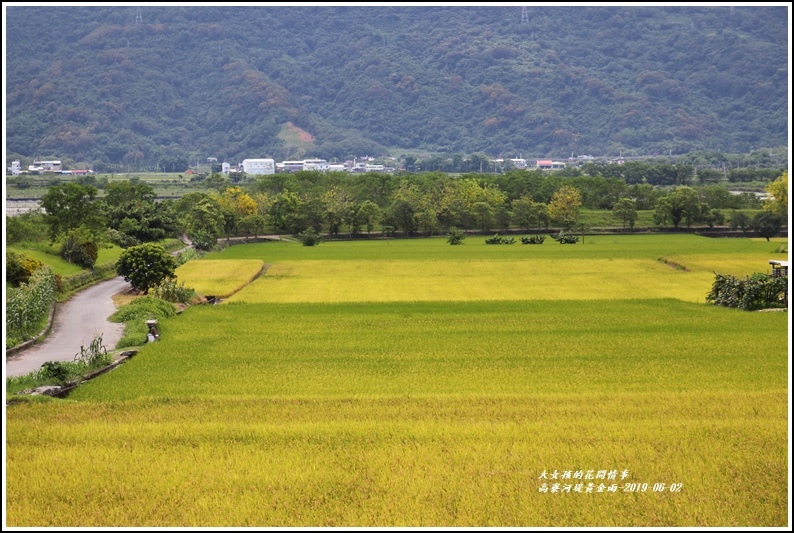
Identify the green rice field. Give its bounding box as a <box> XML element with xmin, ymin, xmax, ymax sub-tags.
<box><xmin>5</xmin><ymin>234</ymin><xmax>789</xmax><ymax>527</ymax></box>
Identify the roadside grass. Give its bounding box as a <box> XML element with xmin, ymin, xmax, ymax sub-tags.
<box><xmin>108</xmin><ymin>296</ymin><xmax>177</xmax><ymax>349</ymax></box>
<box><xmin>7</xmin><ymin>299</ymin><xmax>788</xmax><ymax>526</ymax></box>
<box><xmin>175</xmin><ymin>259</ymin><xmax>265</xmax><ymax>298</ymax></box>
<box><xmin>6</xmin><ymin>243</ymin><xmax>125</xmax><ymax>277</ymax></box>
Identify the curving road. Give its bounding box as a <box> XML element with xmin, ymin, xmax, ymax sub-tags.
<box><xmin>6</xmin><ymin>277</ymin><xmax>130</xmax><ymax>378</ymax></box>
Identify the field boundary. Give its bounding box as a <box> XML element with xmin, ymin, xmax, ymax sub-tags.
<box><xmin>215</xmin><ymin>263</ymin><xmax>271</xmax><ymax>301</ymax></box>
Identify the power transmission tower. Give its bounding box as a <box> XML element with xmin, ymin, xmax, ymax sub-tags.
<box><xmin>521</xmin><ymin>6</ymin><xmax>528</xmax><ymax>24</ymax></box>
<box><xmin>136</xmin><ymin>6</ymin><xmax>142</xmax><ymax>24</ymax></box>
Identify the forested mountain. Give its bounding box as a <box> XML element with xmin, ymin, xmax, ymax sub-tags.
<box><xmin>5</xmin><ymin>5</ymin><xmax>789</xmax><ymax>169</ymax></box>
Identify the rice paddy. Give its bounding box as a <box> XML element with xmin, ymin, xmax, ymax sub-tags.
<box><xmin>175</xmin><ymin>259</ymin><xmax>265</xmax><ymax>298</ymax></box>
<box><xmin>5</xmin><ymin>234</ymin><xmax>789</xmax><ymax>527</ymax></box>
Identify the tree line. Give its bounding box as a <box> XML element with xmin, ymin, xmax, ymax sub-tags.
<box><xmin>6</xmin><ymin>170</ymin><xmax>786</xmax><ymax>265</ymax></box>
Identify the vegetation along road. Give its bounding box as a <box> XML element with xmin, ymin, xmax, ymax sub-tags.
<box><xmin>6</xmin><ymin>277</ymin><xmax>129</xmax><ymax>378</ymax></box>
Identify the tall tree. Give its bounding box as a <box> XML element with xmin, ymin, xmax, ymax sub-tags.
<box><xmin>39</xmin><ymin>183</ymin><xmax>104</xmax><ymax>241</ymax></box>
<box><xmin>116</xmin><ymin>243</ymin><xmax>177</xmax><ymax>294</ymax></box>
<box><xmin>548</xmin><ymin>185</ymin><xmax>582</xmax><ymax>230</ymax></box>
<box><xmin>612</xmin><ymin>198</ymin><xmax>638</xmax><ymax>229</ymax></box>
<box><xmin>764</xmin><ymin>171</ymin><xmax>788</xmax><ymax>217</ymax></box>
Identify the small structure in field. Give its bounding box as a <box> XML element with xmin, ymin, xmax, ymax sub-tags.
<box><xmin>769</xmin><ymin>260</ymin><xmax>788</xmax><ymax>278</ymax></box>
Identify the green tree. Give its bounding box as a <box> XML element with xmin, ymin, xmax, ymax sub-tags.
<box><xmin>357</xmin><ymin>200</ymin><xmax>381</xmax><ymax>235</ymax></box>
<box><xmin>511</xmin><ymin>196</ymin><xmax>549</xmax><ymax>231</ymax></box>
<box><xmin>183</xmin><ymin>195</ymin><xmax>225</xmax><ymax>250</ymax></box>
<box><xmin>750</xmin><ymin>211</ymin><xmax>783</xmax><ymax>241</ymax></box>
<box><xmin>653</xmin><ymin>187</ymin><xmax>702</xmax><ymax>229</ymax></box>
<box><xmin>40</xmin><ymin>182</ymin><xmax>104</xmax><ymax>241</ymax></box>
<box><xmin>269</xmin><ymin>190</ymin><xmax>306</xmax><ymax>234</ymax></box>
<box><xmin>548</xmin><ymin>185</ymin><xmax>582</xmax><ymax>230</ymax></box>
<box><xmin>116</xmin><ymin>243</ymin><xmax>177</xmax><ymax>294</ymax></box>
<box><xmin>612</xmin><ymin>198</ymin><xmax>638</xmax><ymax>229</ymax></box>
<box><xmin>763</xmin><ymin>171</ymin><xmax>788</xmax><ymax>216</ymax></box>
<box><xmin>729</xmin><ymin>211</ymin><xmax>751</xmax><ymax>232</ymax></box>
<box><xmin>101</xmin><ymin>181</ymin><xmax>177</xmax><ymax>243</ymax></box>
<box><xmin>472</xmin><ymin>201</ymin><xmax>494</xmax><ymax>233</ymax></box>
<box><xmin>60</xmin><ymin>227</ymin><xmax>99</xmax><ymax>268</ymax></box>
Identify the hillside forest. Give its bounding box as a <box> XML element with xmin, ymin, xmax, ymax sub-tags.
<box><xmin>5</xmin><ymin>6</ymin><xmax>789</xmax><ymax>170</ymax></box>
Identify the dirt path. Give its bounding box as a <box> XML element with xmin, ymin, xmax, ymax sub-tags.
<box><xmin>6</xmin><ymin>277</ymin><xmax>130</xmax><ymax>378</ymax></box>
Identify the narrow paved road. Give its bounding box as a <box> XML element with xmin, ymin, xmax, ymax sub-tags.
<box><xmin>6</xmin><ymin>277</ymin><xmax>130</xmax><ymax>378</ymax></box>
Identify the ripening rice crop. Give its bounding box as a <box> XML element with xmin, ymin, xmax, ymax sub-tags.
<box><xmin>5</xmin><ymin>235</ymin><xmax>789</xmax><ymax>527</ymax></box>
<box><xmin>175</xmin><ymin>259</ymin><xmax>265</xmax><ymax>298</ymax></box>
<box><xmin>225</xmin><ymin>259</ymin><xmax>716</xmax><ymax>303</ymax></box>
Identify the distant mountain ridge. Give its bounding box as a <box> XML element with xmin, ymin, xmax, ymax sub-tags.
<box><xmin>5</xmin><ymin>5</ymin><xmax>789</xmax><ymax>167</ymax></box>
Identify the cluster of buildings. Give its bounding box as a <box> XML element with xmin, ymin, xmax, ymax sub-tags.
<box><xmin>227</xmin><ymin>158</ymin><xmax>394</xmax><ymax>176</ymax></box>
<box><xmin>9</xmin><ymin>160</ymin><xmax>94</xmax><ymax>176</ymax></box>
<box><xmin>495</xmin><ymin>158</ymin><xmax>568</xmax><ymax>170</ymax></box>
<box><xmin>229</xmin><ymin>157</ymin><xmax>571</xmax><ymax>176</ymax></box>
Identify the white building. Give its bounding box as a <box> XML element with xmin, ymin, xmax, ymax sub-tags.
<box><xmin>11</xmin><ymin>160</ymin><xmax>21</xmax><ymax>175</ymax></box>
<box><xmin>221</xmin><ymin>162</ymin><xmax>231</xmax><ymax>175</ymax></box>
<box><xmin>282</xmin><ymin>160</ymin><xmax>306</xmax><ymax>172</ymax></box>
<box><xmin>30</xmin><ymin>160</ymin><xmax>62</xmax><ymax>172</ymax></box>
<box><xmin>303</xmin><ymin>159</ymin><xmax>329</xmax><ymax>171</ymax></box>
<box><xmin>241</xmin><ymin>159</ymin><xmax>275</xmax><ymax>175</ymax></box>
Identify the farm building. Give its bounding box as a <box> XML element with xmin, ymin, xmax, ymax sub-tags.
<box><xmin>242</xmin><ymin>159</ymin><xmax>276</xmax><ymax>175</ymax></box>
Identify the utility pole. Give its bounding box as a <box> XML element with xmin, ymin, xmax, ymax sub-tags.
<box><xmin>521</xmin><ymin>6</ymin><xmax>529</xmax><ymax>24</ymax></box>
<box><xmin>136</xmin><ymin>6</ymin><xmax>142</xmax><ymax>24</ymax></box>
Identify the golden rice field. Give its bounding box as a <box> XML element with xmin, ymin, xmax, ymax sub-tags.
<box><xmin>175</xmin><ymin>259</ymin><xmax>265</xmax><ymax>298</ymax></box>
<box><xmin>5</xmin><ymin>235</ymin><xmax>789</xmax><ymax>527</ymax></box>
<box><xmin>225</xmin><ymin>258</ymin><xmax>716</xmax><ymax>303</ymax></box>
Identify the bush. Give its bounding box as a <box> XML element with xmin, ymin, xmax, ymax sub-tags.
<box><xmin>6</xmin><ymin>251</ymin><xmax>44</xmax><ymax>287</ymax></box>
<box><xmin>485</xmin><ymin>234</ymin><xmax>515</xmax><ymax>245</ymax></box>
<box><xmin>298</xmin><ymin>228</ymin><xmax>322</xmax><ymax>246</ymax></box>
<box><xmin>552</xmin><ymin>231</ymin><xmax>579</xmax><ymax>244</ymax></box>
<box><xmin>174</xmin><ymin>246</ymin><xmax>204</xmax><ymax>266</ymax></box>
<box><xmin>706</xmin><ymin>272</ymin><xmax>788</xmax><ymax>311</ymax></box>
<box><xmin>151</xmin><ymin>279</ymin><xmax>196</xmax><ymax>304</ymax></box>
<box><xmin>106</xmin><ymin>228</ymin><xmax>140</xmax><ymax>249</ymax></box>
<box><xmin>520</xmin><ymin>235</ymin><xmax>546</xmax><ymax>245</ymax></box>
<box><xmin>189</xmin><ymin>229</ymin><xmax>217</xmax><ymax>251</ymax></box>
<box><xmin>60</xmin><ymin>229</ymin><xmax>99</xmax><ymax>268</ymax></box>
<box><xmin>446</xmin><ymin>227</ymin><xmax>466</xmax><ymax>245</ymax></box>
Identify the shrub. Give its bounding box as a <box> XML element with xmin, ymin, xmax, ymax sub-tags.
<box><xmin>485</xmin><ymin>234</ymin><xmax>515</xmax><ymax>245</ymax></box>
<box><xmin>174</xmin><ymin>246</ymin><xmax>204</xmax><ymax>266</ymax></box>
<box><xmin>6</xmin><ymin>251</ymin><xmax>44</xmax><ymax>287</ymax></box>
<box><xmin>106</xmin><ymin>228</ymin><xmax>140</xmax><ymax>249</ymax></box>
<box><xmin>552</xmin><ymin>231</ymin><xmax>579</xmax><ymax>244</ymax></box>
<box><xmin>446</xmin><ymin>227</ymin><xmax>466</xmax><ymax>245</ymax></box>
<box><xmin>520</xmin><ymin>235</ymin><xmax>546</xmax><ymax>245</ymax></box>
<box><xmin>151</xmin><ymin>279</ymin><xmax>196</xmax><ymax>304</ymax></box>
<box><xmin>298</xmin><ymin>228</ymin><xmax>322</xmax><ymax>246</ymax></box>
<box><xmin>60</xmin><ymin>229</ymin><xmax>99</xmax><ymax>268</ymax></box>
<box><xmin>706</xmin><ymin>272</ymin><xmax>788</xmax><ymax>311</ymax></box>
<box><xmin>74</xmin><ymin>333</ymin><xmax>111</xmax><ymax>368</ymax></box>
